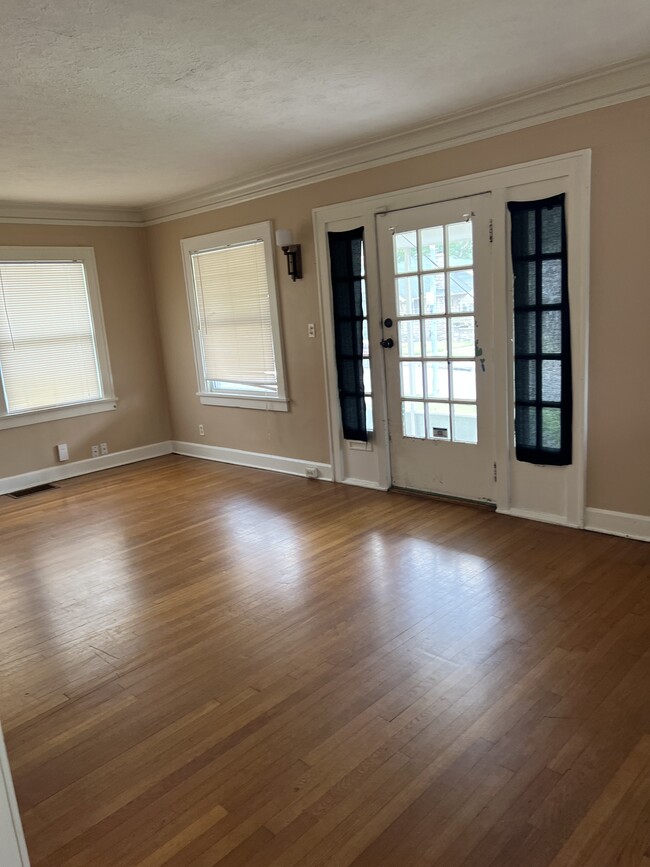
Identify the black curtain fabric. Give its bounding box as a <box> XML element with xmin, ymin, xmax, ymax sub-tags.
<box><xmin>328</xmin><ymin>227</ymin><xmax>367</xmax><ymax>442</ymax></box>
<box><xmin>508</xmin><ymin>194</ymin><xmax>572</xmax><ymax>465</ymax></box>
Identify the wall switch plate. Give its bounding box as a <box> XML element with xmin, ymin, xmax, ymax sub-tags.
<box><xmin>100</xmin><ymin>442</ymin><xmax>108</xmax><ymax>455</ymax></box>
<box><xmin>307</xmin><ymin>323</ymin><xmax>316</xmax><ymax>338</ymax></box>
<box><xmin>56</xmin><ymin>443</ymin><xmax>69</xmax><ymax>462</ymax></box>
<box><xmin>91</xmin><ymin>444</ymin><xmax>100</xmax><ymax>458</ymax></box>
<box><xmin>198</xmin><ymin>424</ymin><xmax>205</xmax><ymax>436</ymax></box>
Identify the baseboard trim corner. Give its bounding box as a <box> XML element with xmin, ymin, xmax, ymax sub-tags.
<box><xmin>171</xmin><ymin>440</ymin><xmax>333</xmax><ymax>481</ymax></box>
<box><xmin>0</xmin><ymin>441</ymin><xmax>173</xmax><ymax>496</ymax></box>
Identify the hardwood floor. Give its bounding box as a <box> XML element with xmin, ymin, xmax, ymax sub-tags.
<box><xmin>1</xmin><ymin>455</ymin><xmax>648</xmax><ymax>866</ymax></box>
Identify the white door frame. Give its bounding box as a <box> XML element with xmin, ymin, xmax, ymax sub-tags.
<box><xmin>0</xmin><ymin>725</ymin><xmax>30</xmax><ymax>866</ymax></box>
<box><xmin>313</xmin><ymin>149</ymin><xmax>591</xmax><ymax>527</ymax></box>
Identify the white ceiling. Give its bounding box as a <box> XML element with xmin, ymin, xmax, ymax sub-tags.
<box><xmin>2</xmin><ymin>0</ymin><xmax>649</xmax><ymax>209</ymax></box>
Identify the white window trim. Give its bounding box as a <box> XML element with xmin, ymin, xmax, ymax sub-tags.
<box><xmin>0</xmin><ymin>246</ymin><xmax>116</xmax><ymax>430</ymax></box>
<box><xmin>181</xmin><ymin>221</ymin><xmax>289</xmax><ymax>411</ymax></box>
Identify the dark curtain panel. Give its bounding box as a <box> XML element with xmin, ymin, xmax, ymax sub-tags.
<box><xmin>508</xmin><ymin>194</ymin><xmax>572</xmax><ymax>465</ymax></box>
<box><xmin>328</xmin><ymin>227</ymin><xmax>367</xmax><ymax>442</ymax></box>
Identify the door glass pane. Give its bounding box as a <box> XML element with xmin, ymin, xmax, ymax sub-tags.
<box><xmin>362</xmin><ymin>358</ymin><xmax>372</xmax><ymax>393</ymax></box>
<box><xmin>420</xmin><ymin>226</ymin><xmax>444</xmax><ymax>270</ymax></box>
<box><xmin>541</xmin><ymin>260</ymin><xmax>562</xmax><ymax>303</ymax></box>
<box><xmin>515</xmin><ymin>359</ymin><xmax>536</xmax><ymax>401</ymax></box>
<box><xmin>395</xmin><ymin>232</ymin><xmax>418</xmax><ymax>274</ymax></box>
<box><xmin>514</xmin><ymin>312</ymin><xmax>536</xmax><ymax>355</ymax></box>
<box><xmin>365</xmin><ymin>396</ymin><xmax>373</xmax><ymax>434</ymax></box>
<box><xmin>452</xmin><ymin>403</ymin><xmax>478</xmax><ymax>444</ymax></box>
<box><xmin>514</xmin><ymin>260</ymin><xmax>536</xmax><ymax>306</ymax></box>
<box><xmin>400</xmin><ymin>362</ymin><xmax>424</xmax><ymax>398</ymax></box>
<box><xmin>542</xmin><ymin>359</ymin><xmax>561</xmax><ymax>402</ymax></box>
<box><xmin>399</xmin><ymin>320</ymin><xmax>421</xmax><ymax>357</ymax></box>
<box><xmin>451</xmin><ymin>361</ymin><xmax>476</xmax><ymax>401</ymax></box>
<box><xmin>396</xmin><ymin>276</ymin><xmax>420</xmax><ymax>315</ymax></box>
<box><xmin>541</xmin><ymin>310</ymin><xmax>561</xmax><ymax>353</ymax></box>
<box><xmin>402</xmin><ymin>401</ymin><xmax>425</xmax><ymax>438</ymax></box>
<box><xmin>427</xmin><ymin>403</ymin><xmax>450</xmax><ymax>440</ymax></box>
<box><xmin>541</xmin><ymin>407</ymin><xmax>561</xmax><ymax>449</ymax></box>
<box><xmin>423</xmin><ymin>319</ymin><xmax>447</xmax><ymax>357</ymax></box>
<box><xmin>425</xmin><ymin>361</ymin><xmax>449</xmax><ymax>399</ymax></box>
<box><xmin>449</xmin><ymin>317</ymin><xmax>474</xmax><ymax>357</ymax></box>
<box><xmin>422</xmin><ymin>273</ymin><xmax>445</xmax><ymax>314</ymax></box>
<box><xmin>446</xmin><ymin>222</ymin><xmax>473</xmax><ymax>267</ymax></box>
<box><xmin>449</xmin><ymin>270</ymin><xmax>474</xmax><ymax>313</ymax></box>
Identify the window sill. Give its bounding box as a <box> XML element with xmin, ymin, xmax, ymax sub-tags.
<box><xmin>198</xmin><ymin>393</ymin><xmax>289</xmax><ymax>412</ymax></box>
<box><xmin>0</xmin><ymin>398</ymin><xmax>118</xmax><ymax>430</ymax></box>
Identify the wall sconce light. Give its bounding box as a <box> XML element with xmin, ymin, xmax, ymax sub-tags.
<box><xmin>275</xmin><ymin>229</ymin><xmax>302</xmax><ymax>282</ymax></box>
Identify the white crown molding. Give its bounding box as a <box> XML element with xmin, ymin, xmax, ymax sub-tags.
<box><xmin>143</xmin><ymin>56</ymin><xmax>650</xmax><ymax>224</ymax></box>
<box><xmin>0</xmin><ymin>201</ymin><xmax>143</xmax><ymax>227</ymax></box>
<box><xmin>0</xmin><ymin>57</ymin><xmax>647</xmax><ymax>228</ymax></box>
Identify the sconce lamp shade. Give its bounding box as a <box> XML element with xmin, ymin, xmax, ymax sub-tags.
<box><xmin>275</xmin><ymin>229</ymin><xmax>294</xmax><ymax>248</ymax></box>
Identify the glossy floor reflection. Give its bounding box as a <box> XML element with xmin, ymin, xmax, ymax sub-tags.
<box><xmin>1</xmin><ymin>456</ymin><xmax>648</xmax><ymax>866</ymax></box>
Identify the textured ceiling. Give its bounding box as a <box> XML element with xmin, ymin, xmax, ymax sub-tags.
<box><xmin>2</xmin><ymin>0</ymin><xmax>649</xmax><ymax>208</ymax></box>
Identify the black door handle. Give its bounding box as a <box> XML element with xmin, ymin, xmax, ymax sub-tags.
<box><xmin>380</xmin><ymin>338</ymin><xmax>394</xmax><ymax>348</ymax></box>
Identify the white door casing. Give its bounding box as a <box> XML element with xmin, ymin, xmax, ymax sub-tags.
<box><xmin>313</xmin><ymin>150</ymin><xmax>590</xmax><ymax>527</ymax></box>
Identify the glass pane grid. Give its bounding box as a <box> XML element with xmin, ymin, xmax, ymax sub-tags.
<box><xmin>394</xmin><ymin>222</ymin><xmax>477</xmax><ymax>444</ymax></box>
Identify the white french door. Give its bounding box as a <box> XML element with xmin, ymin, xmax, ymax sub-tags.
<box><xmin>376</xmin><ymin>195</ymin><xmax>496</xmax><ymax>501</ymax></box>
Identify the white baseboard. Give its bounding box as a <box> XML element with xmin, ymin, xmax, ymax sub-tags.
<box><xmin>0</xmin><ymin>441</ymin><xmax>172</xmax><ymax>496</ymax></box>
<box><xmin>171</xmin><ymin>440</ymin><xmax>333</xmax><ymax>481</ymax></box>
<box><xmin>584</xmin><ymin>508</ymin><xmax>649</xmax><ymax>542</ymax></box>
<box><xmin>496</xmin><ymin>507</ymin><xmax>579</xmax><ymax>529</ymax></box>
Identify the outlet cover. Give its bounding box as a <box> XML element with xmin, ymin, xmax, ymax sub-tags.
<box><xmin>100</xmin><ymin>443</ymin><xmax>108</xmax><ymax>455</ymax></box>
<box><xmin>56</xmin><ymin>443</ymin><xmax>69</xmax><ymax>462</ymax></box>
<box><xmin>91</xmin><ymin>444</ymin><xmax>100</xmax><ymax>458</ymax></box>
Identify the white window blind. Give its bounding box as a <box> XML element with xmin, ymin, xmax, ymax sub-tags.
<box><xmin>0</xmin><ymin>260</ymin><xmax>102</xmax><ymax>413</ymax></box>
<box><xmin>191</xmin><ymin>240</ymin><xmax>278</xmax><ymax>393</ymax></box>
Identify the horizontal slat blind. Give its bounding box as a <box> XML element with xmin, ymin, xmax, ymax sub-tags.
<box><xmin>0</xmin><ymin>261</ymin><xmax>102</xmax><ymax>413</ymax></box>
<box><xmin>191</xmin><ymin>240</ymin><xmax>277</xmax><ymax>390</ymax></box>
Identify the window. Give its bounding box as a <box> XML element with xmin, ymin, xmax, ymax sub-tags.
<box><xmin>508</xmin><ymin>195</ymin><xmax>572</xmax><ymax>465</ymax></box>
<box><xmin>327</xmin><ymin>227</ymin><xmax>373</xmax><ymax>441</ymax></box>
<box><xmin>182</xmin><ymin>222</ymin><xmax>288</xmax><ymax>411</ymax></box>
<box><xmin>0</xmin><ymin>247</ymin><xmax>115</xmax><ymax>429</ymax></box>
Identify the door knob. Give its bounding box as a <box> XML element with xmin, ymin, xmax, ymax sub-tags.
<box><xmin>380</xmin><ymin>337</ymin><xmax>394</xmax><ymax>348</ymax></box>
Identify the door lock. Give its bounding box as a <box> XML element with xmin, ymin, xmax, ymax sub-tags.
<box><xmin>383</xmin><ymin>318</ymin><xmax>393</xmax><ymax>328</ymax></box>
<box><xmin>380</xmin><ymin>337</ymin><xmax>394</xmax><ymax>348</ymax></box>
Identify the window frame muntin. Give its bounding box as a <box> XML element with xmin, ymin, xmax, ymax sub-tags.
<box><xmin>0</xmin><ymin>246</ymin><xmax>116</xmax><ymax>429</ymax></box>
<box><xmin>181</xmin><ymin>221</ymin><xmax>289</xmax><ymax>411</ymax></box>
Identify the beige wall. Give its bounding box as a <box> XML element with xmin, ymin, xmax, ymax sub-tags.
<box><xmin>0</xmin><ymin>224</ymin><xmax>170</xmax><ymax>477</ymax></box>
<box><xmin>147</xmin><ymin>97</ymin><xmax>650</xmax><ymax>516</ymax></box>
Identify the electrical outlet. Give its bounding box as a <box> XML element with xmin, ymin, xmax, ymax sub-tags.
<box><xmin>56</xmin><ymin>443</ymin><xmax>69</xmax><ymax>462</ymax></box>
<box><xmin>91</xmin><ymin>444</ymin><xmax>100</xmax><ymax>458</ymax></box>
<box><xmin>100</xmin><ymin>442</ymin><xmax>108</xmax><ymax>455</ymax></box>
<box><xmin>307</xmin><ymin>323</ymin><xmax>316</xmax><ymax>338</ymax></box>
<box><xmin>305</xmin><ymin>466</ymin><xmax>320</xmax><ymax>479</ymax></box>
<box><xmin>198</xmin><ymin>424</ymin><xmax>205</xmax><ymax>436</ymax></box>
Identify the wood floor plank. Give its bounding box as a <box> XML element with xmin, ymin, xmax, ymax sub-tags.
<box><xmin>0</xmin><ymin>455</ymin><xmax>648</xmax><ymax>865</ymax></box>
